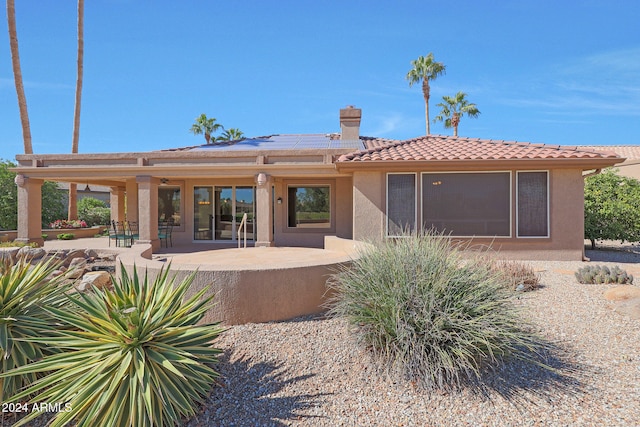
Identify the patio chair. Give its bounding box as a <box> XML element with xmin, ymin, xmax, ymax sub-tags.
<box><xmin>109</xmin><ymin>220</ymin><xmax>132</xmax><ymax>247</ymax></box>
<box><xmin>127</xmin><ymin>221</ymin><xmax>139</xmax><ymax>243</ymax></box>
<box><xmin>158</xmin><ymin>219</ymin><xmax>174</xmax><ymax>248</ymax></box>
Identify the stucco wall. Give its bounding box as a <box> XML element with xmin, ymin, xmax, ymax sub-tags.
<box><xmin>350</xmin><ymin>168</ymin><xmax>587</xmax><ymax>260</ymax></box>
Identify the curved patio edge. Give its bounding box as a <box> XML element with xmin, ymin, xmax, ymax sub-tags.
<box><xmin>116</xmin><ymin>237</ymin><xmax>371</xmax><ymax>325</ymax></box>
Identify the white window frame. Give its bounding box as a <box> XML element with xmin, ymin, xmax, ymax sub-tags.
<box><xmin>420</xmin><ymin>171</ymin><xmax>513</xmax><ymax>238</ymax></box>
<box><xmin>386</xmin><ymin>173</ymin><xmax>417</xmax><ymax>237</ymax></box>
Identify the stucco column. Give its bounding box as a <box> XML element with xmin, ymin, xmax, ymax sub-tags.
<box><xmin>255</xmin><ymin>172</ymin><xmax>274</xmax><ymax>247</ymax></box>
<box><xmin>110</xmin><ymin>186</ymin><xmax>126</xmax><ymax>223</ymax></box>
<box><xmin>135</xmin><ymin>176</ymin><xmax>159</xmax><ymax>250</ymax></box>
<box><xmin>126</xmin><ymin>179</ymin><xmax>138</xmax><ymax>222</ymax></box>
<box><xmin>15</xmin><ymin>174</ymin><xmax>44</xmax><ymax>246</ymax></box>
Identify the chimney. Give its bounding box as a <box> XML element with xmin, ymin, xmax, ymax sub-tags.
<box><xmin>340</xmin><ymin>105</ymin><xmax>361</xmax><ymax>140</ymax></box>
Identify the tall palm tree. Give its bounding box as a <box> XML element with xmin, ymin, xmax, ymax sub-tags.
<box><xmin>433</xmin><ymin>91</ymin><xmax>480</xmax><ymax>137</ymax></box>
<box><xmin>406</xmin><ymin>53</ymin><xmax>446</xmax><ymax>135</ymax></box>
<box><xmin>68</xmin><ymin>0</ymin><xmax>84</xmax><ymax>221</ymax></box>
<box><xmin>189</xmin><ymin>114</ymin><xmax>222</xmax><ymax>144</ymax></box>
<box><xmin>217</xmin><ymin>128</ymin><xmax>244</xmax><ymax>142</ymax></box>
<box><xmin>6</xmin><ymin>0</ymin><xmax>33</xmax><ymax>154</ymax></box>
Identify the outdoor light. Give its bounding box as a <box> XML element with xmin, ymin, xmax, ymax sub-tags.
<box><xmin>84</xmin><ymin>184</ymin><xmax>91</xmax><ymax>192</ymax></box>
<box><xmin>160</xmin><ymin>178</ymin><xmax>169</xmax><ymax>186</ymax></box>
<box><xmin>277</xmin><ymin>197</ymin><xmax>282</xmax><ymax>204</ymax></box>
<box><xmin>256</xmin><ymin>173</ymin><xmax>267</xmax><ymax>186</ymax></box>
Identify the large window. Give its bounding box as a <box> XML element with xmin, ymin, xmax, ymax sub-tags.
<box><xmin>422</xmin><ymin>172</ymin><xmax>511</xmax><ymax>237</ymax></box>
<box><xmin>517</xmin><ymin>171</ymin><xmax>549</xmax><ymax>237</ymax></box>
<box><xmin>158</xmin><ymin>186</ymin><xmax>181</xmax><ymax>226</ymax></box>
<box><xmin>287</xmin><ymin>186</ymin><xmax>330</xmax><ymax>228</ymax></box>
<box><xmin>386</xmin><ymin>173</ymin><xmax>416</xmax><ymax>236</ymax></box>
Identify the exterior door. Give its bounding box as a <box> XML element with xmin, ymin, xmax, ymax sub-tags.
<box><xmin>194</xmin><ymin>186</ymin><xmax>255</xmax><ymax>242</ymax></box>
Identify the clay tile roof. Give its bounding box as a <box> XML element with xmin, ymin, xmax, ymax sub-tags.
<box><xmin>338</xmin><ymin>135</ymin><xmax>622</xmax><ymax>163</ymax></box>
<box><xmin>576</xmin><ymin>145</ymin><xmax>640</xmax><ymax>160</ymax></box>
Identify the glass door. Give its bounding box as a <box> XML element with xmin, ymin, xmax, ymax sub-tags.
<box><xmin>194</xmin><ymin>186</ymin><xmax>255</xmax><ymax>242</ymax></box>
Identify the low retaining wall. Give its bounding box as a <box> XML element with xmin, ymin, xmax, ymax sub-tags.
<box><xmin>0</xmin><ymin>226</ymin><xmax>107</xmax><ymax>243</ymax></box>
<box><xmin>117</xmin><ymin>237</ymin><xmax>370</xmax><ymax>325</ymax></box>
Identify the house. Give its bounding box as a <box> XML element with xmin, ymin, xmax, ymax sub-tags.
<box><xmin>577</xmin><ymin>146</ymin><xmax>640</xmax><ymax>180</ymax></box>
<box><xmin>12</xmin><ymin>106</ymin><xmax>623</xmax><ymax>260</ymax></box>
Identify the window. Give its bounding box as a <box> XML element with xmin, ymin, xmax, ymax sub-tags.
<box><xmin>422</xmin><ymin>172</ymin><xmax>511</xmax><ymax>237</ymax></box>
<box><xmin>287</xmin><ymin>186</ymin><xmax>330</xmax><ymax>228</ymax></box>
<box><xmin>517</xmin><ymin>171</ymin><xmax>549</xmax><ymax>237</ymax></box>
<box><xmin>386</xmin><ymin>173</ymin><xmax>416</xmax><ymax>236</ymax></box>
<box><xmin>158</xmin><ymin>186</ymin><xmax>181</xmax><ymax>226</ymax></box>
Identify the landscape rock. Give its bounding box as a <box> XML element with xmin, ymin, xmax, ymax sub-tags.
<box><xmin>65</xmin><ymin>267</ymin><xmax>86</xmax><ymax>279</ymax></box>
<box><xmin>84</xmin><ymin>249</ymin><xmax>99</xmax><ymax>259</ymax></box>
<box><xmin>17</xmin><ymin>246</ymin><xmax>46</xmax><ymax>260</ymax></box>
<box><xmin>77</xmin><ymin>271</ymin><xmax>112</xmax><ymax>291</ymax></box>
<box><xmin>69</xmin><ymin>257</ymin><xmax>88</xmax><ymax>269</ymax></box>
<box><xmin>64</xmin><ymin>249</ymin><xmax>87</xmax><ymax>267</ymax></box>
<box><xmin>613</xmin><ymin>298</ymin><xmax>640</xmax><ymax>320</ymax></box>
<box><xmin>0</xmin><ymin>247</ymin><xmax>20</xmax><ymax>262</ymax></box>
<box><xmin>603</xmin><ymin>286</ymin><xmax>640</xmax><ymax>301</ymax></box>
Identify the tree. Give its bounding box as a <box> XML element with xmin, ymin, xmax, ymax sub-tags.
<box><xmin>406</xmin><ymin>53</ymin><xmax>446</xmax><ymax>135</ymax></box>
<box><xmin>433</xmin><ymin>91</ymin><xmax>480</xmax><ymax>136</ymax></box>
<box><xmin>217</xmin><ymin>128</ymin><xmax>244</xmax><ymax>142</ymax></box>
<box><xmin>0</xmin><ymin>160</ymin><xmax>66</xmax><ymax>230</ymax></box>
<box><xmin>68</xmin><ymin>0</ymin><xmax>84</xmax><ymax>221</ymax></box>
<box><xmin>189</xmin><ymin>114</ymin><xmax>222</xmax><ymax>144</ymax></box>
<box><xmin>6</xmin><ymin>0</ymin><xmax>33</xmax><ymax>154</ymax></box>
<box><xmin>584</xmin><ymin>169</ymin><xmax>640</xmax><ymax>249</ymax></box>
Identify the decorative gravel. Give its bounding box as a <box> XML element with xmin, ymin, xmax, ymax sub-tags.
<box><xmin>186</xmin><ymin>249</ymin><xmax>640</xmax><ymax>427</ymax></box>
<box><xmin>7</xmin><ymin>247</ymin><xmax>640</xmax><ymax>426</ymax></box>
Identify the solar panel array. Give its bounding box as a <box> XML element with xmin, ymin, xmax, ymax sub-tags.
<box><xmin>191</xmin><ymin>134</ymin><xmax>364</xmax><ymax>151</ymax></box>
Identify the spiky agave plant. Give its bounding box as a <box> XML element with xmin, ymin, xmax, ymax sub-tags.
<box><xmin>1</xmin><ymin>264</ymin><xmax>224</xmax><ymax>427</ymax></box>
<box><xmin>0</xmin><ymin>255</ymin><xmax>69</xmax><ymax>403</ymax></box>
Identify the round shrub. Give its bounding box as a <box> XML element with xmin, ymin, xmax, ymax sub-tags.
<box><xmin>327</xmin><ymin>230</ymin><xmax>544</xmax><ymax>390</ymax></box>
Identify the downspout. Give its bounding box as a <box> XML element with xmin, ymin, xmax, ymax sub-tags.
<box><xmin>581</xmin><ymin>168</ymin><xmax>602</xmax><ymax>261</ymax></box>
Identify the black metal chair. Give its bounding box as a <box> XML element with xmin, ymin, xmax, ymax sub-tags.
<box><xmin>127</xmin><ymin>221</ymin><xmax>139</xmax><ymax>244</ymax></box>
<box><xmin>158</xmin><ymin>219</ymin><xmax>174</xmax><ymax>248</ymax></box>
<box><xmin>109</xmin><ymin>220</ymin><xmax>132</xmax><ymax>247</ymax></box>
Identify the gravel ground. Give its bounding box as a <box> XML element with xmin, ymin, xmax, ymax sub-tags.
<box><xmin>185</xmin><ymin>248</ymin><xmax>640</xmax><ymax>427</ymax></box>
<box><xmin>6</xmin><ymin>246</ymin><xmax>640</xmax><ymax>426</ymax></box>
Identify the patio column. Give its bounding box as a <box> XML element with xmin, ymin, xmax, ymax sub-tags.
<box><xmin>255</xmin><ymin>172</ymin><xmax>274</xmax><ymax>247</ymax></box>
<box><xmin>110</xmin><ymin>186</ymin><xmax>126</xmax><ymax>223</ymax></box>
<box><xmin>15</xmin><ymin>174</ymin><xmax>44</xmax><ymax>246</ymax></box>
<box><xmin>126</xmin><ymin>179</ymin><xmax>138</xmax><ymax>222</ymax></box>
<box><xmin>135</xmin><ymin>176</ymin><xmax>160</xmax><ymax>250</ymax></box>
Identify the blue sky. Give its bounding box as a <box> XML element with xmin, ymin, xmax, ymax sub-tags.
<box><xmin>1</xmin><ymin>1</ymin><xmax>639</xmax><ymax>161</ymax></box>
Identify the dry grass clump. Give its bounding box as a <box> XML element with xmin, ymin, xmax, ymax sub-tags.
<box><xmin>491</xmin><ymin>260</ymin><xmax>541</xmax><ymax>292</ymax></box>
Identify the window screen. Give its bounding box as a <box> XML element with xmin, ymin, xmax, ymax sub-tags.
<box><xmin>422</xmin><ymin>172</ymin><xmax>510</xmax><ymax>236</ymax></box>
<box><xmin>387</xmin><ymin>174</ymin><xmax>416</xmax><ymax>236</ymax></box>
<box><xmin>517</xmin><ymin>171</ymin><xmax>548</xmax><ymax>237</ymax></box>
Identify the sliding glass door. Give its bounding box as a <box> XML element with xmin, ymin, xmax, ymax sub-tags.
<box><xmin>194</xmin><ymin>186</ymin><xmax>255</xmax><ymax>242</ymax></box>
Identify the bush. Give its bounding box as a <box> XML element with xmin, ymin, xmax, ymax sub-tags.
<box><xmin>575</xmin><ymin>264</ymin><xmax>633</xmax><ymax>284</ymax></box>
<box><xmin>327</xmin><ymin>230</ymin><xmax>545</xmax><ymax>390</ymax></box>
<box><xmin>50</xmin><ymin>219</ymin><xmax>87</xmax><ymax>229</ymax></box>
<box><xmin>0</xmin><ymin>265</ymin><xmax>224</xmax><ymax>427</ymax></box>
<box><xmin>56</xmin><ymin>233</ymin><xmax>75</xmax><ymax>240</ymax></box>
<box><xmin>0</xmin><ymin>257</ymin><xmax>70</xmax><ymax>402</ymax></box>
<box><xmin>78</xmin><ymin>197</ymin><xmax>110</xmax><ymax>227</ymax></box>
<box><xmin>491</xmin><ymin>260</ymin><xmax>541</xmax><ymax>292</ymax></box>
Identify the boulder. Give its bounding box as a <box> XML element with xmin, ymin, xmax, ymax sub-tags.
<box><xmin>604</xmin><ymin>286</ymin><xmax>640</xmax><ymax>301</ymax></box>
<box><xmin>614</xmin><ymin>298</ymin><xmax>640</xmax><ymax>320</ymax></box>
<box><xmin>63</xmin><ymin>249</ymin><xmax>87</xmax><ymax>267</ymax></box>
<box><xmin>84</xmin><ymin>249</ymin><xmax>99</xmax><ymax>259</ymax></box>
<box><xmin>0</xmin><ymin>247</ymin><xmax>20</xmax><ymax>263</ymax></box>
<box><xmin>76</xmin><ymin>271</ymin><xmax>112</xmax><ymax>291</ymax></box>
<box><xmin>69</xmin><ymin>257</ymin><xmax>88</xmax><ymax>269</ymax></box>
<box><xmin>17</xmin><ymin>246</ymin><xmax>46</xmax><ymax>260</ymax></box>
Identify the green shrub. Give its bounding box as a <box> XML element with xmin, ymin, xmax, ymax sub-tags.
<box><xmin>0</xmin><ymin>257</ymin><xmax>69</xmax><ymax>402</ymax></box>
<box><xmin>0</xmin><ymin>265</ymin><xmax>224</xmax><ymax>427</ymax></box>
<box><xmin>327</xmin><ymin>230</ymin><xmax>545</xmax><ymax>390</ymax></box>
<box><xmin>575</xmin><ymin>264</ymin><xmax>633</xmax><ymax>284</ymax></box>
<box><xmin>491</xmin><ymin>260</ymin><xmax>541</xmax><ymax>292</ymax></box>
<box><xmin>0</xmin><ymin>241</ymin><xmax>38</xmax><ymax>248</ymax></box>
<box><xmin>56</xmin><ymin>233</ymin><xmax>75</xmax><ymax>240</ymax></box>
<box><xmin>78</xmin><ymin>197</ymin><xmax>110</xmax><ymax>227</ymax></box>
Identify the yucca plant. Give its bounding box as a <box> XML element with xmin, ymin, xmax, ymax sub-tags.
<box><xmin>327</xmin><ymin>230</ymin><xmax>546</xmax><ymax>390</ymax></box>
<box><xmin>0</xmin><ymin>255</ymin><xmax>69</xmax><ymax>403</ymax></box>
<box><xmin>1</xmin><ymin>264</ymin><xmax>224</xmax><ymax>427</ymax></box>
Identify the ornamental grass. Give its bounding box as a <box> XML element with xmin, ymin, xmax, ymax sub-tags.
<box><xmin>1</xmin><ymin>264</ymin><xmax>223</xmax><ymax>427</ymax></box>
<box><xmin>327</xmin><ymin>230</ymin><xmax>546</xmax><ymax>390</ymax></box>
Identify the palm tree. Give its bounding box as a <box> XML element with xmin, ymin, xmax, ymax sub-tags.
<box><xmin>68</xmin><ymin>0</ymin><xmax>84</xmax><ymax>221</ymax></box>
<box><xmin>6</xmin><ymin>0</ymin><xmax>33</xmax><ymax>154</ymax></box>
<box><xmin>433</xmin><ymin>91</ymin><xmax>480</xmax><ymax>137</ymax></box>
<box><xmin>189</xmin><ymin>114</ymin><xmax>222</xmax><ymax>144</ymax></box>
<box><xmin>406</xmin><ymin>53</ymin><xmax>446</xmax><ymax>135</ymax></box>
<box><xmin>217</xmin><ymin>128</ymin><xmax>244</xmax><ymax>142</ymax></box>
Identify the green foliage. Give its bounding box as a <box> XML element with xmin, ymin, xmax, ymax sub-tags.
<box><xmin>491</xmin><ymin>260</ymin><xmax>541</xmax><ymax>292</ymax></box>
<box><xmin>78</xmin><ymin>197</ymin><xmax>110</xmax><ymax>226</ymax></box>
<box><xmin>575</xmin><ymin>264</ymin><xmax>633</xmax><ymax>284</ymax></box>
<box><xmin>1</xmin><ymin>265</ymin><xmax>224</xmax><ymax>427</ymax></box>
<box><xmin>0</xmin><ymin>241</ymin><xmax>38</xmax><ymax>248</ymax></box>
<box><xmin>584</xmin><ymin>169</ymin><xmax>640</xmax><ymax>249</ymax></box>
<box><xmin>327</xmin><ymin>230</ymin><xmax>545</xmax><ymax>390</ymax></box>
<box><xmin>56</xmin><ymin>233</ymin><xmax>75</xmax><ymax>240</ymax></box>
<box><xmin>0</xmin><ymin>159</ymin><xmax>66</xmax><ymax>230</ymax></box>
<box><xmin>0</xmin><ymin>257</ymin><xmax>70</xmax><ymax>402</ymax></box>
